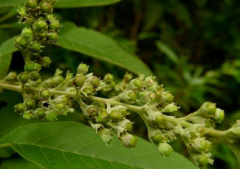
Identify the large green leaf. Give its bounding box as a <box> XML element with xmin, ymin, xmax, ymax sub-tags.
<box><xmin>0</xmin><ymin>0</ymin><xmax>120</xmax><ymax>8</ymax></box>
<box><xmin>0</xmin><ymin>122</ymin><xmax>197</xmax><ymax>169</ymax></box>
<box><xmin>0</xmin><ymin>37</ymin><xmax>17</xmax><ymax>79</ymax></box>
<box><xmin>0</xmin><ymin>157</ymin><xmax>43</xmax><ymax>169</ymax></box>
<box><xmin>58</xmin><ymin>23</ymin><xmax>152</xmax><ymax>76</ymax></box>
<box><xmin>54</xmin><ymin>0</ymin><xmax>121</xmax><ymax>8</ymax></box>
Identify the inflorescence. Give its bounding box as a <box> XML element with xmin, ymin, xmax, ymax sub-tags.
<box><xmin>0</xmin><ymin>0</ymin><xmax>239</xmax><ymax>168</ymax></box>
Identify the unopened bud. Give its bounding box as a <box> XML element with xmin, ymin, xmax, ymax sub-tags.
<box><xmin>121</xmin><ymin>134</ymin><xmax>137</xmax><ymax>148</ymax></box>
<box><xmin>73</xmin><ymin>74</ymin><xmax>85</xmax><ymax>87</ymax></box>
<box><xmin>158</xmin><ymin>142</ymin><xmax>173</xmax><ymax>157</ymax></box>
<box><xmin>77</xmin><ymin>63</ymin><xmax>89</xmax><ymax>74</ymax></box>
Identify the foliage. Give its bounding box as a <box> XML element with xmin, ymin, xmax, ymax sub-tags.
<box><xmin>0</xmin><ymin>0</ymin><xmax>240</xmax><ymax>169</ymax></box>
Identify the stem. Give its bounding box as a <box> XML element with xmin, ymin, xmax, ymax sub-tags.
<box><xmin>0</xmin><ymin>143</ymin><xmax>12</xmax><ymax>148</ymax></box>
<box><xmin>0</xmin><ymin>82</ymin><xmax>230</xmax><ymax>138</ymax></box>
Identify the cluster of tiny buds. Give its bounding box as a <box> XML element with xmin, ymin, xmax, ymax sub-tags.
<box><xmin>10</xmin><ymin>59</ymin><xmax>240</xmax><ymax>167</ymax></box>
<box><xmin>8</xmin><ymin>1</ymin><xmax>240</xmax><ymax>166</ymax></box>
<box><xmin>14</xmin><ymin>0</ymin><xmax>60</xmax><ymax>84</ymax></box>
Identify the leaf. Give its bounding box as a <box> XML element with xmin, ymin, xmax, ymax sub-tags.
<box><xmin>58</xmin><ymin>22</ymin><xmax>152</xmax><ymax>76</ymax></box>
<box><xmin>143</xmin><ymin>1</ymin><xmax>163</xmax><ymax>31</ymax></box>
<box><xmin>0</xmin><ymin>122</ymin><xmax>197</xmax><ymax>169</ymax></box>
<box><xmin>0</xmin><ymin>37</ymin><xmax>17</xmax><ymax>79</ymax></box>
<box><xmin>0</xmin><ymin>0</ymin><xmax>120</xmax><ymax>8</ymax></box>
<box><xmin>0</xmin><ymin>157</ymin><xmax>43</xmax><ymax>169</ymax></box>
<box><xmin>54</xmin><ymin>0</ymin><xmax>121</xmax><ymax>8</ymax></box>
<box><xmin>228</xmin><ymin>141</ymin><xmax>240</xmax><ymax>164</ymax></box>
<box><xmin>156</xmin><ymin>40</ymin><xmax>179</xmax><ymax>64</ymax></box>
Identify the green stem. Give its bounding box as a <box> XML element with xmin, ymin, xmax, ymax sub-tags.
<box><xmin>0</xmin><ymin>82</ymin><xmax>230</xmax><ymax>138</ymax></box>
<box><xmin>0</xmin><ymin>143</ymin><xmax>12</xmax><ymax>148</ymax></box>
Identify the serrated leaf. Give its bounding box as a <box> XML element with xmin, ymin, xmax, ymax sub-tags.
<box><xmin>0</xmin><ymin>157</ymin><xmax>43</xmax><ymax>169</ymax></box>
<box><xmin>0</xmin><ymin>37</ymin><xmax>16</xmax><ymax>79</ymax></box>
<box><xmin>0</xmin><ymin>122</ymin><xmax>197</xmax><ymax>169</ymax></box>
<box><xmin>58</xmin><ymin>22</ymin><xmax>152</xmax><ymax>76</ymax></box>
<box><xmin>0</xmin><ymin>0</ymin><xmax>120</xmax><ymax>8</ymax></box>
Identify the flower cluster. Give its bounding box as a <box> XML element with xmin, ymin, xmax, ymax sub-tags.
<box><xmin>0</xmin><ymin>0</ymin><xmax>239</xmax><ymax>168</ymax></box>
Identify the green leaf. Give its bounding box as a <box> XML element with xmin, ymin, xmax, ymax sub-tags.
<box><xmin>0</xmin><ymin>31</ymin><xmax>12</xmax><ymax>79</ymax></box>
<box><xmin>0</xmin><ymin>157</ymin><xmax>43</xmax><ymax>169</ymax></box>
<box><xmin>228</xmin><ymin>141</ymin><xmax>240</xmax><ymax>164</ymax></box>
<box><xmin>54</xmin><ymin>0</ymin><xmax>121</xmax><ymax>8</ymax></box>
<box><xmin>0</xmin><ymin>37</ymin><xmax>17</xmax><ymax>79</ymax></box>
<box><xmin>0</xmin><ymin>0</ymin><xmax>120</xmax><ymax>8</ymax></box>
<box><xmin>58</xmin><ymin>22</ymin><xmax>152</xmax><ymax>76</ymax></box>
<box><xmin>156</xmin><ymin>40</ymin><xmax>179</xmax><ymax>64</ymax></box>
<box><xmin>0</xmin><ymin>122</ymin><xmax>197</xmax><ymax>169</ymax></box>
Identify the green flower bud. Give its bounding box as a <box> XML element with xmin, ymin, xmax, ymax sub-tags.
<box><xmin>128</xmin><ymin>78</ymin><xmax>143</xmax><ymax>91</ymax></box>
<box><xmin>18</xmin><ymin>72</ymin><xmax>29</xmax><ymax>83</ymax></box>
<box><xmin>158</xmin><ymin>142</ymin><xmax>173</xmax><ymax>157</ymax></box>
<box><xmin>96</xmin><ymin>109</ymin><xmax>108</xmax><ymax>123</ymax></box>
<box><xmin>97</xmin><ymin>103</ymin><xmax>106</xmax><ymax>109</ymax></box>
<box><xmin>49</xmin><ymin>20</ymin><xmax>61</xmax><ymax>32</ymax></box>
<box><xmin>25</xmin><ymin>99</ymin><xmax>35</xmax><ymax>110</ymax></box>
<box><xmin>26</xmin><ymin>0</ymin><xmax>38</xmax><ymax>10</ymax></box>
<box><xmin>77</xmin><ymin>63</ymin><xmax>89</xmax><ymax>74</ymax></box>
<box><xmin>14</xmin><ymin>103</ymin><xmax>26</xmax><ymax>113</ymax></box>
<box><xmin>119</xmin><ymin>107</ymin><xmax>128</xmax><ymax>117</ymax></box>
<box><xmin>118</xmin><ymin>119</ymin><xmax>133</xmax><ymax>132</ymax></box>
<box><xmin>90</xmin><ymin>76</ymin><xmax>100</xmax><ymax>88</ymax></box>
<box><xmin>73</xmin><ymin>74</ymin><xmax>85</xmax><ymax>87</ymax></box>
<box><xmin>197</xmin><ymin>102</ymin><xmax>217</xmax><ymax>118</ymax></box>
<box><xmin>104</xmin><ymin>73</ymin><xmax>114</xmax><ymax>83</ymax></box>
<box><xmin>34</xmin><ymin>19</ymin><xmax>48</xmax><ymax>32</ymax></box>
<box><xmin>213</xmin><ymin>108</ymin><xmax>224</xmax><ymax>123</ymax></box>
<box><xmin>55</xmin><ymin>103</ymin><xmax>66</xmax><ymax>112</ymax></box>
<box><xmin>34</xmin><ymin>108</ymin><xmax>46</xmax><ymax>119</ymax></box>
<box><xmin>24</xmin><ymin>61</ymin><xmax>36</xmax><ymax>72</ymax></box>
<box><xmin>163</xmin><ymin>92</ymin><xmax>174</xmax><ymax>103</ymax></box>
<box><xmin>45</xmin><ymin>110</ymin><xmax>58</xmax><ymax>121</ymax></box>
<box><xmin>192</xmin><ymin>138</ymin><xmax>211</xmax><ymax>152</ymax></box>
<box><xmin>47</xmin><ymin>32</ymin><xmax>59</xmax><ymax>43</ymax></box>
<box><xmin>39</xmin><ymin>88</ymin><xmax>51</xmax><ymax>100</ymax></box>
<box><xmin>21</xmin><ymin>28</ymin><xmax>33</xmax><ymax>40</ymax></box>
<box><xmin>153</xmin><ymin>114</ymin><xmax>165</xmax><ymax>128</ymax></box>
<box><xmin>23</xmin><ymin>110</ymin><xmax>33</xmax><ymax>119</ymax></box>
<box><xmin>121</xmin><ymin>90</ymin><xmax>137</xmax><ymax>104</ymax></box>
<box><xmin>196</xmin><ymin>154</ymin><xmax>210</xmax><ymax>167</ymax></box>
<box><xmin>14</xmin><ymin>37</ymin><xmax>21</xmax><ymax>47</ymax></box>
<box><xmin>206</xmin><ymin>102</ymin><xmax>217</xmax><ymax>116</ymax></box>
<box><xmin>40</xmin><ymin>2</ymin><xmax>53</xmax><ymax>14</ymax></box>
<box><xmin>121</xmin><ymin>134</ymin><xmax>137</xmax><ymax>148</ymax></box>
<box><xmin>162</xmin><ymin>103</ymin><xmax>179</xmax><ymax>113</ymax></box>
<box><xmin>123</xmin><ymin>73</ymin><xmax>133</xmax><ymax>82</ymax></box>
<box><xmin>86</xmin><ymin>106</ymin><xmax>98</xmax><ymax>119</ymax></box>
<box><xmin>29</xmin><ymin>71</ymin><xmax>41</xmax><ymax>81</ymax></box>
<box><xmin>144</xmin><ymin>77</ymin><xmax>156</xmax><ymax>88</ymax></box>
<box><xmin>18</xmin><ymin>38</ymin><xmax>30</xmax><ymax>49</ymax></box>
<box><xmin>109</xmin><ymin>110</ymin><xmax>122</xmax><ymax>123</ymax></box>
<box><xmin>36</xmin><ymin>32</ymin><xmax>48</xmax><ymax>41</ymax></box>
<box><xmin>40</xmin><ymin>56</ymin><xmax>52</xmax><ymax>67</ymax></box>
<box><xmin>30</xmin><ymin>42</ymin><xmax>42</xmax><ymax>53</ymax></box>
<box><xmin>17</xmin><ymin>7</ymin><xmax>27</xmax><ymax>17</ymax></box>
<box><xmin>151</xmin><ymin>132</ymin><xmax>164</xmax><ymax>144</ymax></box>
<box><xmin>4</xmin><ymin>72</ymin><xmax>17</xmax><ymax>81</ymax></box>
<box><xmin>80</xmin><ymin>84</ymin><xmax>94</xmax><ymax>96</ymax></box>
